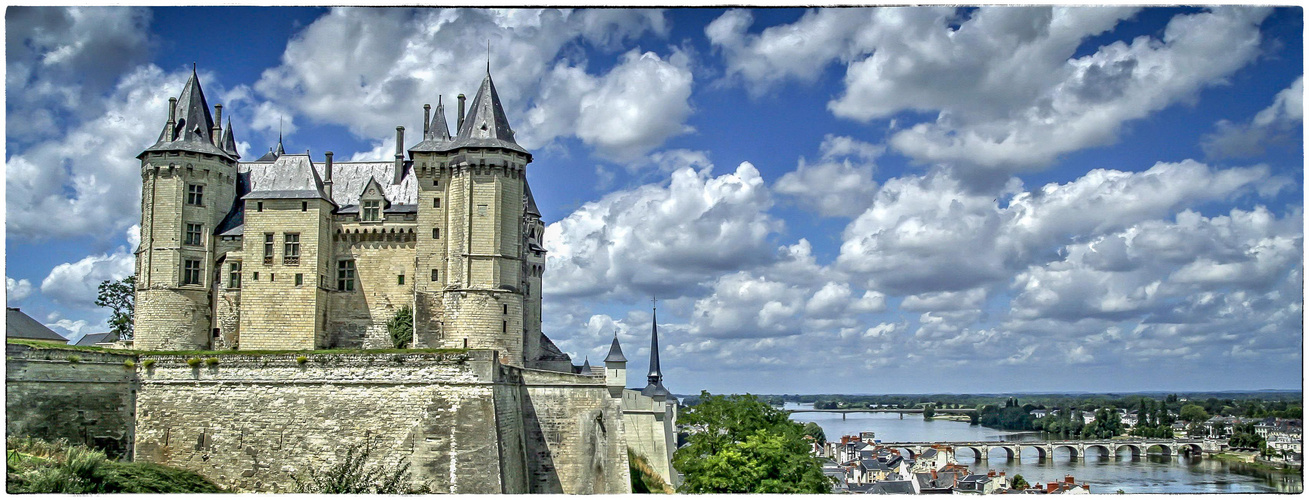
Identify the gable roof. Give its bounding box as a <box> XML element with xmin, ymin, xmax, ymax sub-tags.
<box><xmin>73</xmin><ymin>332</ymin><xmax>115</xmax><ymax>346</ymax></box>
<box><xmin>6</xmin><ymin>308</ymin><xmax>66</xmax><ymax>341</ymax></box>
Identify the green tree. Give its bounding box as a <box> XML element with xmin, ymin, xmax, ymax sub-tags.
<box><xmin>802</xmin><ymin>422</ymin><xmax>826</xmax><ymax>445</ymax></box>
<box><xmin>387</xmin><ymin>306</ymin><xmax>413</xmax><ymax>349</ymax></box>
<box><xmin>1179</xmin><ymin>404</ymin><xmax>1209</xmax><ymax>423</ymax></box>
<box><xmin>923</xmin><ymin>404</ymin><xmax>935</xmax><ymax>420</ymax></box>
<box><xmin>94</xmin><ymin>276</ymin><xmax>135</xmax><ymax>341</ymax></box>
<box><xmin>1011</xmin><ymin>474</ymin><xmax>1029</xmax><ymax>490</ymax></box>
<box><xmin>673</xmin><ymin>392</ymin><xmax>830</xmax><ymax>493</ymax></box>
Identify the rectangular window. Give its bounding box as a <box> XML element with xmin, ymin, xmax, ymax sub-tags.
<box><xmin>397</xmin><ymin>275</ymin><xmax>405</xmax><ymax>285</ymax></box>
<box><xmin>295</xmin><ymin>273</ymin><xmax>303</xmax><ymax>286</ymax></box>
<box><xmin>503</xmin><ymin>304</ymin><xmax>508</xmax><ymax>315</ymax></box>
<box><xmin>253</xmin><ymin>272</ymin><xmax>259</xmax><ymax>281</ymax></box>
<box><xmin>432</xmin><ymin>228</ymin><xmax>440</xmax><ymax>239</ymax></box>
<box><xmin>184</xmin><ymin>223</ymin><xmax>203</xmax><ymax>246</ymax></box>
<box><xmin>183</xmin><ymin>259</ymin><xmax>202</xmax><ymax>285</ymax></box>
<box><xmin>229</xmin><ymin>262</ymin><xmax>242</xmax><ymax>289</ymax></box>
<box><xmin>301</xmin><ymin>201</ymin><xmax>307</xmax><ymax>212</ymax></box>
<box><xmin>431</xmin><ymin>269</ymin><xmax>439</xmax><ymax>281</ymax></box>
<box><xmin>283</xmin><ymin>233</ymin><xmax>300</xmax><ymax>265</ymax></box>
<box><xmin>477</xmin><ymin>204</ymin><xmax>488</xmax><ymax>217</ymax></box>
<box><xmin>263</xmin><ymin>233</ymin><xmax>274</xmax><ymax>265</ymax></box>
<box><xmin>433</xmin><ymin>198</ymin><xmax>441</xmax><ymax>208</ymax></box>
<box><xmin>337</xmin><ymin>260</ymin><xmax>356</xmax><ymax>291</ymax></box>
<box><xmin>502</xmin><ymin>321</ymin><xmax>507</xmax><ymax>333</ymax></box>
<box><xmin>186</xmin><ymin>184</ymin><xmax>204</xmax><ymax>206</ymax></box>
<box><xmin>257</xmin><ymin>201</ymin><xmax>264</xmax><ymax>212</ymax></box>
<box><xmin>362</xmin><ymin>200</ymin><xmax>381</xmax><ymax>222</ymax></box>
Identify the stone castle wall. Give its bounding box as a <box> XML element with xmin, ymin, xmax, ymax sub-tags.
<box><xmin>328</xmin><ymin>230</ymin><xmax>417</xmax><ymax>348</ymax></box>
<box><xmin>520</xmin><ymin>368</ymin><xmax>631</xmax><ymax>494</ymax></box>
<box><xmin>621</xmin><ymin>390</ymin><xmax>678</xmax><ymax>486</ymax></box>
<box><xmin>5</xmin><ymin>344</ymin><xmax>138</xmax><ymax>459</ymax></box>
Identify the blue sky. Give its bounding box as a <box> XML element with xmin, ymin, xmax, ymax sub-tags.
<box><xmin>5</xmin><ymin>7</ymin><xmax>1303</xmax><ymax>394</ymax></box>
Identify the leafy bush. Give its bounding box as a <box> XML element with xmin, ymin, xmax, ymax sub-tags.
<box><xmin>388</xmin><ymin>306</ymin><xmax>414</xmax><ymax>349</ymax></box>
<box><xmin>294</xmin><ymin>442</ymin><xmax>425</xmax><ymax>494</ymax></box>
<box><xmin>6</xmin><ymin>436</ymin><xmax>221</xmax><ymax>493</ymax></box>
<box><xmin>123</xmin><ymin>360</ymin><xmax>136</xmax><ymax>369</ymax></box>
<box><xmin>185</xmin><ymin>358</ymin><xmax>201</xmax><ymax>368</ymax></box>
<box><xmin>203</xmin><ymin>357</ymin><xmax>219</xmax><ymax>367</ymax></box>
<box><xmin>142</xmin><ymin>359</ymin><xmax>156</xmax><ymax>369</ymax></box>
<box><xmin>629</xmin><ymin>449</ymin><xmax>673</xmax><ymax>494</ymax></box>
<box><xmin>296</xmin><ymin>355</ymin><xmax>308</xmax><ymax>365</ymax></box>
<box><xmin>66</xmin><ymin>355</ymin><xmax>81</xmax><ymax>363</ymax></box>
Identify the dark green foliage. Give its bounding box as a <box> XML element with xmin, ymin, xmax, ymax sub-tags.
<box><xmin>6</xmin><ymin>436</ymin><xmax>221</xmax><ymax>493</ymax></box>
<box><xmin>1228</xmin><ymin>422</ymin><xmax>1265</xmax><ymax>450</ymax></box>
<box><xmin>922</xmin><ymin>404</ymin><xmax>935</xmax><ymax>420</ymax></box>
<box><xmin>673</xmin><ymin>392</ymin><xmax>831</xmax><ymax>493</ymax></box>
<box><xmin>294</xmin><ymin>441</ymin><xmax>424</xmax><ymax>494</ymax></box>
<box><xmin>1012</xmin><ymin>474</ymin><xmax>1029</xmax><ymax>490</ymax></box>
<box><xmin>802</xmin><ymin>421</ymin><xmax>826</xmax><ymax>444</ymax></box>
<box><xmin>1180</xmin><ymin>404</ymin><xmax>1209</xmax><ymax>422</ymax></box>
<box><xmin>979</xmin><ymin>399</ymin><xmax>1036</xmax><ymax>431</ymax></box>
<box><xmin>388</xmin><ymin>306</ymin><xmax>414</xmax><ymax>349</ymax></box>
<box><xmin>95</xmin><ymin>276</ymin><xmax>134</xmax><ymax>341</ymax></box>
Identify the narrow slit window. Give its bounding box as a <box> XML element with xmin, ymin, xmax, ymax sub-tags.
<box><xmin>295</xmin><ymin>273</ymin><xmax>303</xmax><ymax>286</ymax></box>
<box><xmin>431</xmin><ymin>269</ymin><xmax>439</xmax><ymax>281</ymax></box>
<box><xmin>397</xmin><ymin>274</ymin><xmax>405</xmax><ymax>285</ymax></box>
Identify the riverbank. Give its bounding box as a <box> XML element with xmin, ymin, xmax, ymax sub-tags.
<box><xmin>1209</xmin><ymin>452</ymin><xmax>1303</xmax><ymax>472</ymax></box>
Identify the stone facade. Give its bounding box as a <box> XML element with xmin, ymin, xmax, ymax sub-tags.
<box><xmin>5</xmin><ymin>344</ymin><xmax>139</xmax><ymax>459</ymax></box>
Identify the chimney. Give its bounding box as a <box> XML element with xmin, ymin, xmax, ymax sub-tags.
<box><xmin>423</xmin><ymin>104</ymin><xmax>431</xmax><ymax>137</ymax></box>
<box><xmin>1064</xmin><ymin>475</ymin><xmax>1074</xmax><ymax>484</ymax></box>
<box><xmin>166</xmin><ymin>97</ymin><xmax>177</xmax><ymax>141</ymax></box>
<box><xmin>457</xmin><ymin>93</ymin><xmax>466</xmax><ymax>132</ymax></box>
<box><xmin>324</xmin><ymin>151</ymin><xmax>334</xmax><ymax>199</ymax></box>
<box><xmin>212</xmin><ymin>104</ymin><xmax>223</xmax><ymax>145</ymax></box>
<box><xmin>393</xmin><ymin>126</ymin><xmax>405</xmax><ymax>185</ymax></box>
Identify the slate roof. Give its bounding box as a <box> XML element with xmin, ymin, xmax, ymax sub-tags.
<box><xmin>138</xmin><ymin>67</ymin><xmax>236</xmax><ymax>161</ymax></box>
<box><xmin>243</xmin><ymin>154</ymin><xmax>331</xmax><ymax>202</ymax></box>
<box><xmin>409</xmin><ymin>96</ymin><xmax>454</xmax><ymax>152</ymax></box>
<box><xmin>579</xmin><ymin>358</ymin><xmax>593</xmax><ymax>375</ymax></box>
<box><xmin>412</xmin><ymin>72</ymin><xmax>529</xmax><ymax>156</ymax></box>
<box><xmin>73</xmin><ymin>332</ymin><xmax>115</xmax><ymax>346</ymax></box>
<box><xmin>604</xmin><ymin>335</ymin><xmax>627</xmax><ymax>363</ymax></box>
<box><xmin>525</xmin><ymin>182</ymin><xmax>541</xmax><ymax>217</ymax></box>
<box><xmin>868</xmin><ymin>481</ymin><xmax>916</xmax><ymax>494</ymax></box>
<box><xmin>6</xmin><ymin>308</ymin><xmax>66</xmax><ymax>341</ymax></box>
<box><xmin>536</xmin><ymin>332</ymin><xmax>572</xmax><ymax>362</ymax></box>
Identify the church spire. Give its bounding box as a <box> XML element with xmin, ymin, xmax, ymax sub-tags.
<box><xmin>641</xmin><ymin>301</ymin><xmax>668</xmax><ymax>398</ymax></box>
<box><xmin>275</xmin><ymin>118</ymin><xmax>286</xmax><ymax>156</ymax></box>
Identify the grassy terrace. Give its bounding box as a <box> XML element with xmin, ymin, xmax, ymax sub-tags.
<box><xmin>6</xmin><ymin>338</ymin><xmax>468</xmax><ymax>357</ymax></box>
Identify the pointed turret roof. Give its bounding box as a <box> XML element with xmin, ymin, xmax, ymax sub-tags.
<box><xmin>641</xmin><ymin>306</ymin><xmax>669</xmax><ymax>398</ymax></box>
<box><xmin>139</xmin><ymin>66</ymin><xmax>236</xmax><ymax>160</ymax></box>
<box><xmin>580</xmin><ymin>357</ymin><xmax>593</xmax><ymax>375</ymax></box>
<box><xmin>275</xmin><ymin>131</ymin><xmax>286</xmax><ymax>156</ymax></box>
<box><xmin>222</xmin><ymin>117</ymin><xmax>240</xmax><ymax>159</ymax></box>
<box><xmin>604</xmin><ymin>335</ymin><xmax>627</xmax><ymax>363</ymax></box>
<box><xmin>412</xmin><ymin>71</ymin><xmax>529</xmax><ymax>157</ymax></box>
<box><xmin>411</xmin><ymin>96</ymin><xmax>454</xmax><ymax>152</ymax></box>
<box><xmin>524</xmin><ymin>182</ymin><xmax>541</xmax><ymax>218</ymax></box>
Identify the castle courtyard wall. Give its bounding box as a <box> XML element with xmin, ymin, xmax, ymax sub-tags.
<box><xmin>5</xmin><ymin>343</ymin><xmax>138</xmax><ymax>459</ymax></box>
<box><xmin>520</xmin><ymin>368</ymin><xmax>631</xmax><ymax>494</ymax></box>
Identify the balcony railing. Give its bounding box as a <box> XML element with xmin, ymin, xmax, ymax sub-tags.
<box><xmin>283</xmin><ymin>256</ymin><xmax>300</xmax><ymax>266</ymax></box>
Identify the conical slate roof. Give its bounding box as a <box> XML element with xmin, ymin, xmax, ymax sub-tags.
<box><xmin>411</xmin><ymin>97</ymin><xmax>454</xmax><ymax>152</ymax></box>
<box><xmin>412</xmin><ymin>72</ymin><xmax>529</xmax><ymax>156</ymax></box>
<box><xmin>139</xmin><ymin>67</ymin><xmax>236</xmax><ymax>160</ymax></box>
<box><xmin>604</xmin><ymin>335</ymin><xmax>626</xmax><ymax>363</ymax></box>
<box><xmin>222</xmin><ymin>117</ymin><xmax>240</xmax><ymax>159</ymax></box>
<box><xmin>641</xmin><ymin>307</ymin><xmax>668</xmax><ymax>398</ymax></box>
<box><xmin>525</xmin><ymin>182</ymin><xmax>541</xmax><ymax>217</ymax></box>
<box><xmin>580</xmin><ymin>357</ymin><xmax>593</xmax><ymax>375</ymax></box>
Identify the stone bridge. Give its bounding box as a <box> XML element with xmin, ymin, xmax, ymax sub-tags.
<box><xmin>878</xmin><ymin>439</ymin><xmax>1214</xmax><ymax>461</ymax></box>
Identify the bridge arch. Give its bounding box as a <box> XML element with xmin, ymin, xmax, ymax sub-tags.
<box><xmin>1020</xmin><ymin>445</ymin><xmax>1048</xmax><ymax>460</ymax></box>
<box><xmin>1085</xmin><ymin>444</ymin><xmax>1113</xmax><ymax>460</ymax></box>
<box><xmin>959</xmin><ymin>446</ymin><xmax>986</xmax><ymax>461</ymax></box>
<box><xmin>988</xmin><ymin>445</ymin><xmax>1018</xmax><ymax>460</ymax></box>
<box><xmin>1146</xmin><ymin>444</ymin><xmax>1173</xmax><ymax>456</ymax></box>
<box><xmin>1054</xmin><ymin>444</ymin><xmax>1080</xmax><ymax>460</ymax></box>
<box><xmin>1177</xmin><ymin>443</ymin><xmax>1202</xmax><ymax>455</ymax></box>
<box><xmin>1115</xmin><ymin>443</ymin><xmax>1143</xmax><ymax>459</ymax></box>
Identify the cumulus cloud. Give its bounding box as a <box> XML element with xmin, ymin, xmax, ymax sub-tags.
<box><xmin>39</xmin><ymin>226</ymin><xmax>138</xmax><ymax>308</ymax></box>
<box><xmin>837</xmin><ymin>159</ymin><xmax>1281</xmax><ymax>296</ymax></box>
<box><xmin>1202</xmin><ymin>76</ymin><xmax>1304</xmax><ymax>159</ymax></box>
<box><xmin>7</xmin><ymin>66</ymin><xmax>192</xmax><ymax>241</ymax></box>
<box><xmin>710</xmin><ymin>7</ymin><xmax>1273</xmax><ymax>175</ymax></box>
<box><xmin>255</xmin><ymin>8</ymin><xmax>688</xmax><ymax>162</ymax></box>
<box><xmin>6</xmin><ymin>7</ymin><xmax>153</xmax><ymax>146</ymax></box>
<box><xmin>773</xmin><ymin>135</ymin><xmax>882</xmax><ymax>217</ymax></box>
<box><xmin>7</xmin><ymin>278</ymin><xmax>34</xmax><ymax>302</ymax></box>
<box><xmin>544</xmin><ymin>161</ymin><xmax>780</xmax><ymax>299</ymax></box>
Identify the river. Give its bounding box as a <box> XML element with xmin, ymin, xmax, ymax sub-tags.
<box><xmin>785</xmin><ymin>403</ymin><xmax>1302</xmax><ymax>493</ymax></box>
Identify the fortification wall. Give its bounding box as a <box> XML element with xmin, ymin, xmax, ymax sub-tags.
<box><xmin>132</xmin><ymin>350</ymin><xmax>507</xmax><ymax>493</ymax></box>
<box><xmin>621</xmin><ymin>390</ymin><xmax>676</xmax><ymax>485</ymax></box>
<box><xmin>5</xmin><ymin>344</ymin><xmax>138</xmax><ymax>459</ymax></box>
<box><xmin>520</xmin><ymin>368</ymin><xmax>630</xmax><ymax>494</ymax></box>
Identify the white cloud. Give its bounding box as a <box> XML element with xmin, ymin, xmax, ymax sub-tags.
<box><xmin>46</xmin><ymin>319</ymin><xmax>89</xmax><ymax>339</ymax></box>
<box><xmin>1202</xmin><ymin>76</ymin><xmax>1304</xmax><ymax>159</ymax></box>
<box><xmin>7</xmin><ymin>66</ymin><xmax>191</xmax><ymax>241</ymax></box>
<box><xmin>543</xmin><ymin>161</ymin><xmax>780</xmax><ymax>299</ymax></box>
<box><xmin>710</xmin><ymin>7</ymin><xmax>1273</xmax><ymax>174</ymax></box>
<box><xmin>39</xmin><ymin>228</ymin><xmax>137</xmax><ymax>308</ymax></box>
<box><xmin>6</xmin><ymin>7</ymin><xmax>153</xmax><ymax>145</ymax></box>
<box><xmin>254</xmin><ymin>8</ymin><xmax>687</xmax><ymax>162</ymax></box>
<box><xmin>7</xmin><ymin>278</ymin><xmax>34</xmax><ymax>302</ymax></box>
<box><xmin>774</xmin><ymin>135</ymin><xmax>882</xmax><ymax>217</ymax></box>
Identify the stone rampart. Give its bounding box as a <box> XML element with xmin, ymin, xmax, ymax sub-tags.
<box><xmin>520</xmin><ymin>368</ymin><xmax>630</xmax><ymax>494</ymax></box>
<box><xmin>5</xmin><ymin>343</ymin><xmax>138</xmax><ymax>458</ymax></box>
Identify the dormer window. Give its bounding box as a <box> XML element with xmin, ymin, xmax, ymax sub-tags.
<box><xmin>362</xmin><ymin>201</ymin><xmax>381</xmax><ymax>222</ymax></box>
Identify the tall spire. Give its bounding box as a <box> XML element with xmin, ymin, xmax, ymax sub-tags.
<box><xmin>275</xmin><ymin>117</ymin><xmax>286</xmax><ymax>156</ymax></box>
<box><xmin>222</xmin><ymin>116</ymin><xmax>240</xmax><ymax>159</ymax></box>
<box><xmin>138</xmin><ymin>64</ymin><xmax>234</xmax><ymax>160</ymax></box>
<box><xmin>431</xmin><ymin>95</ymin><xmax>452</xmax><ymax>141</ymax></box>
<box><xmin>641</xmin><ymin>300</ymin><xmax>668</xmax><ymax>397</ymax></box>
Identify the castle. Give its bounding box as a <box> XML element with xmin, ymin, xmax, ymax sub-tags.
<box><xmin>30</xmin><ymin>64</ymin><xmax>684</xmax><ymax>492</ymax></box>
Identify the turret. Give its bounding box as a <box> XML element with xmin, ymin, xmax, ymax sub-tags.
<box><xmin>641</xmin><ymin>306</ymin><xmax>670</xmax><ymax>400</ymax></box>
<box><xmin>604</xmin><ymin>335</ymin><xmax>627</xmax><ymax>398</ymax></box>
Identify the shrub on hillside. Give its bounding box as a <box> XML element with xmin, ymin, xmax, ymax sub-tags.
<box><xmin>6</xmin><ymin>436</ymin><xmax>221</xmax><ymax>493</ymax></box>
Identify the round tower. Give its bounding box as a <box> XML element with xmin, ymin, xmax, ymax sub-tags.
<box><xmin>134</xmin><ymin>66</ymin><xmax>241</xmax><ymax>350</ymax></box>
